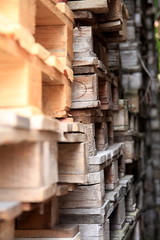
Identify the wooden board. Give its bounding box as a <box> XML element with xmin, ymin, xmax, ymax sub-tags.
<box><xmin>72</xmin><ymin>74</ymin><xmax>98</xmax><ymax>103</ymax></box>
<box><xmin>0</xmin><ymin>202</ymin><xmax>22</xmax><ymax>220</ymax></box>
<box><xmin>15</xmin><ymin>232</ymin><xmax>81</xmax><ymax>240</ymax></box>
<box><xmin>60</xmin><ymin>183</ymin><xmax>105</xmax><ymax>208</ymax></box>
<box><xmin>15</xmin><ymin>225</ymin><xmax>79</xmax><ymax>238</ymax></box>
<box><xmin>105</xmin><ymin>160</ymin><xmax>119</xmax><ymax>190</ymax></box>
<box><xmin>68</xmin><ymin>0</ymin><xmax>108</xmax><ymax>13</ymax></box>
<box><xmin>43</xmin><ymin>78</ymin><xmax>71</xmax><ymax>118</ymax></box>
<box><xmin>58</xmin><ymin>142</ymin><xmax>89</xmax><ymax>183</ymax></box>
<box><xmin>60</xmin><ymin>199</ymin><xmax>110</xmax><ymax>224</ymax></box>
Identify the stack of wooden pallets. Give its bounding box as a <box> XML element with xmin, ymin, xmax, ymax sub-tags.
<box><xmin>59</xmin><ymin>1</ymin><xmax>144</xmax><ymax>240</ymax></box>
<box><xmin>0</xmin><ymin>0</ymin><xmax>157</xmax><ymax>240</ymax></box>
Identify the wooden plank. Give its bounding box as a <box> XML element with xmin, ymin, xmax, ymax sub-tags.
<box><xmin>73</xmin><ymin>26</ymin><xmax>98</xmax><ymax>67</ymax></box>
<box><xmin>72</xmin><ymin>74</ymin><xmax>98</xmax><ymax>102</ymax></box>
<box><xmin>0</xmin><ymin>184</ymin><xmax>57</xmax><ymax>202</ymax></box>
<box><xmin>35</xmin><ymin>24</ymin><xmax>73</xmax><ymax>64</ymax></box>
<box><xmin>43</xmin><ymin>77</ymin><xmax>71</xmax><ymax>118</ymax></box>
<box><xmin>0</xmin><ymin>202</ymin><xmax>22</xmax><ymax>220</ymax></box>
<box><xmin>60</xmin><ymin>183</ymin><xmax>105</xmax><ymax>208</ymax></box>
<box><xmin>114</xmin><ymin>99</ymin><xmax>129</xmax><ymax>131</ymax></box>
<box><xmin>99</xmin><ymin>80</ymin><xmax>112</xmax><ymax>110</ymax></box>
<box><xmin>84</xmin><ymin>123</ymin><xmax>97</xmax><ymax>157</ymax></box>
<box><xmin>0</xmin><ymin>141</ymin><xmax>58</xmax><ymax>188</ymax></box>
<box><xmin>37</xmin><ymin>0</ymin><xmax>73</xmax><ymax>27</ymax></box>
<box><xmin>79</xmin><ymin>219</ymin><xmax>110</xmax><ymax>238</ymax></box>
<box><xmin>68</xmin><ymin>0</ymin><xmax>108</xmax><ymax>13</ymax></box>
<box><xmin>60</xmin><ymin>199</ymin><xmax>110</xmax><ymax>224</ymax></box>
<box><xmin>15</xmin><ymin>232</ymin><xmax>81</xmax><ymax>240</ymax></box>
<box><xmin>105</xmin><ymin>160</ymin><xmax>119</xmax><ymax>190</ymax></box>
<box><xmin>16</xmin><ymin>225</ymin><xmax>79</xmax><ymax>238</ymax></box>
<box><xmin>58</xmin><ymin>142</ymin><xmax>89</xmax><ymax>183</ymax></box>
<box><xmin>95</xmin><ymin>122</ymin><xmax>108</xmax><ymax>151</ymax></box>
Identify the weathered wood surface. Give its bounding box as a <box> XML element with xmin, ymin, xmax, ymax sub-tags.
<box><xmin>60</xmin><ymin>182</ymin><xmax>105</xmax><ymax>208</ymax></box>
<box><xmin>73</xmin><ymin>26</ymin><xmax>98</xmax><ymax>67</ymax></box>
<box><xmin>72</xmin><ymin>74</ymin><xmax>98</xmax><ymax>102</ymax></box>
<box><xmin>60</xmin><ymin>199</ymin><xmax>110</xmax><ymax>224</ymax></box>
<box><xmin>68</xmin><ymin>0</ymin><xmax>108</xmax><ymax>13</ymax></box>
<box><xmin>84</xmin><ymin>123</ymin><xmax>97</xmax><ymax>156</ymax></box>
<box><xmin>15</xmin><ymin>232</ymin><xmax>81</xmax><ymax>240</ymax></box>
<box><xmin>95</xmin><ymin>122</ymin><xmax>108</xmax><ymax>151</ymax></box>
<box><xmin>58</xmin><ymin>142</ymin><xmax>88</xmax><ymax>181</ymax></box>
<box><xmin>79</xmin><ymin>219</ymin><xmax>110</xmax><ymax>239</ymax></box>
<box><xmin>105</xmin><ymin>160</ymin><xmax>119</xmax><ymax>190</ymax></box>
<box><xmin>114</xmin><ymin>99</ymin><xmax>129</xmax><ymax>131</ymax></box>
<box><xmin>15</xmin><ymin>225</ymin><xmax>79</xmax><ymax>238</ymax></box>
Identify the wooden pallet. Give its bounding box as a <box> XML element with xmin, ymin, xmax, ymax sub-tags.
<box><xmin>0</xmin><ymin>112</ymin><xmax>60</xmax><ymax>202</ymax></box>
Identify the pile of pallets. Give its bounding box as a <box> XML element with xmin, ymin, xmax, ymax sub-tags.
<box><xmin>0</xmin><ymin>0</ymin><xmax>157</xmax><ymax>240</ymax></box>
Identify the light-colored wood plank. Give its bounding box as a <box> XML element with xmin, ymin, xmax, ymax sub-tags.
<box><xmin>68</xmin><ymin>0</ymin><xmax>108</xmax><ymax>13</ymax></box>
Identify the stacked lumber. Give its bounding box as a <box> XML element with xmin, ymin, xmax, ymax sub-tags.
<box><xmin>0</xmin><ymin>0</ymin><xmax>74</xmax><ymax>118</ymax></box>
<box><xmin>0</xmin><ymin>1</ymin><xmax>83</xmax><ymax>239</ymax></box>
<box><xmin>0</xmin><ymin>0</ymin><xmax>158</xmax><ymax>239</ymax></box>
<box><xmin>59</xmin><ymin>1</ymin><xmax>144</xmax><ymax>240</ymax></box>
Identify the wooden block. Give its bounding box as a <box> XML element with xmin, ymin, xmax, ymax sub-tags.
<box><xmin>60</xmin><ymin>199</ymin><xmax>110</xmax><ymax>224</ymax></box>
<box><xmin>124</xmin><ymin>141</ymin><xmax>134</xmax><ymax>162</ymax></box>
<box><xmin>0</xmin><ymin>55</ymin><xmax>42</xmax><ymax>111</ymax></box>
<box><xmin>105</xmin><ymin>160</ymin><xmax>119</xmax><ymax>190</ymax></box>
<box><xmin>114</xmin><ymin>99</ymin><xmax>129</xmax><ymax>131</ymax></box>
<box><xmin>43</xmin><ymin>77</ymin><xmax>71</xmax><ymax>118</ymax></box>
<box><xmin>72</xmin><ymin>74</ymin><xmax>98</xmax><ymax>102</ymax></box>
<box><xmin>73</xmin><ymin>26</ymin><xmax>98</xmax><ymax>67</ymax></box>
<box><xmin>58</xmin><ymin>142</ymin><xmax>89</xmax><ymax>183</ymax></box>
<box><xmin>79</xmin><ymin>219</ymin><xmax>110</xmax><ymax>239</ymax></box>
<box><xmin>17</xmin><ymin>197</ymin><xmax>59</xmax><ymax>230</ymax></box>
<box><xmin>0</xmin><ymin>141</ymin><xmax>58</xmax><ymax>201</ymax></box>
<box><xmin>105</xmin><ymin>0</ymin><xmax>123</xmax><ymax>22</ymax></box>
<box><xmin>84</xmin><ymin>124</ymin><xmax>97</xmax><ymax>156</ymax></box>
<box><xmin>110</xmin><ymin>197</ymin><xmax>126</xmax><ymax>230</ymax></box>
<box><xmin>36</xmin><ymin>24</ymin><xmax>73</xmax><ymax>66</ymax></box>
<box><xmin>68</xmin><ymin>0</ymin><xmax>108</xmax><ymax>13</ymax></box>
<box><xmin>15</xmin><ymin>224</ymin><xmax>79</xmax><ymax>238</ymax></box>
<box><xmin>99</xmin><ymin>80</ymin><xmax>113</xmax><ymax>110</ymax></box>
<box><xmin>0</xmin><ymin>0</ymin><xmax>36</xmax><ymax>33</ymax></box>
<box><xmin>95</xmin><ymin>122</ymin><xmax>108</xmax><ymax>151</ymax></box>
<box><xmin>36</xmin><ymin>0</ymin><xmax>74</xmax><ymax>27</ymax></box>
<box><xmin>60</xmin><ymin>183</ymin><xmax>105</xmax><ymax>208</ymax></box>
